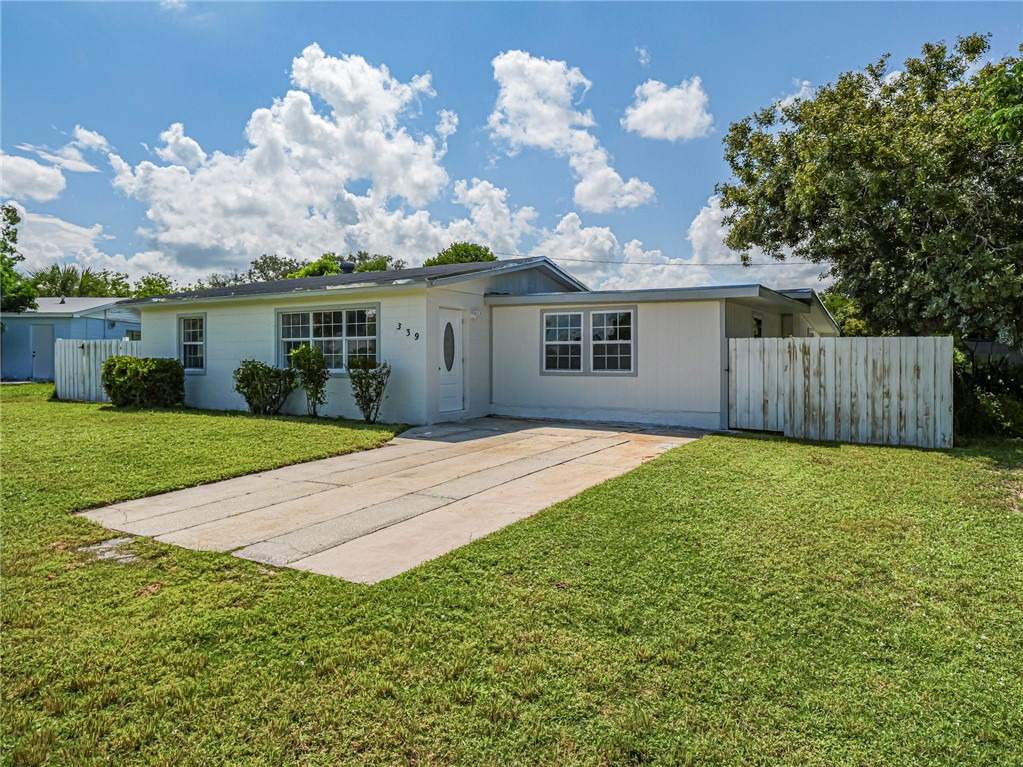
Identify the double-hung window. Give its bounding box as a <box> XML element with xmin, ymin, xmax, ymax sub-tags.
<box><xmin>279</xmin><ymin>308</ymin><xmax>377</xmax><ymax>372</ymax></box>
<box><xmin>591</xmin><ymin>311</ymin><xmax>633</xmax><ymax>372</ymax></box>
<box><xmin>542</xmin><ymin>308</ymin><xmax>635</xmax><ymax>375</ymax></box>
<box><xmin>179</xmin><ymin>315</ymin><xmax>205</xmax><ymax>372</ymax></box>
<box><xmin>543</xmin><ymin>312</ymin><xmax>583</xmax><ymax>371</ymax></box>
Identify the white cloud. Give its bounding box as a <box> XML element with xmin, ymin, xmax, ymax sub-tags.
<box><xmin>73</xmin><ymin>125</ymin><xmax>111</xmax><ymax>152</ymax></box>
<box><xmin>621</xmin><ymin>77</ymin><xmax>713</xmax><ymax>141</ymax></box>
<box><xmin>154</xmin><ymin>123</ymin><xmax>207</xmax><ymax>169</ymax></box>
<box><xmin>0</xmin><ymin>153</ymin><xmax>67</xmax><ymax>201</ymax></box>
<box><xmin>636</xmin><ymin>46</ymin><xmax>650</xmax><ymax>69</ymax></box>
<box><xmin>106</xmin><ymin>44</ymin><xmax>488</xmax><ymax>272</ymax></box>
<box><xmin>779</xmin><ymin>79</ymin><xmax>812</xmax><ymax>109</ymax></box>
<box><xmin>14</xmin><ymin>124</ymin><xmax>112</xmax><ymax>174</ymax></box>
<box><xmin>488</xmin><ymin>50</ymin><xmax>655</xmax><ymax>213</ymax></box>
<box><xmin>685</xmin><ymin>195</ymin><xmax>831</xmax><ymax>289</ymax></box>
<box><xmin>160</xmin><ymin>0</ymin><xmax>187</xmax><ymax>10</ymax></box>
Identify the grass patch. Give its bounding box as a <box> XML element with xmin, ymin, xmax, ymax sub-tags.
<box><xmin>2</xmin><ymin>384</ymin><xmax>1022</xmax><ymax>765</ymax></box>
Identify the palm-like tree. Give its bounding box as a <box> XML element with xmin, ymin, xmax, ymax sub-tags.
<box><xmin>29</xmin><ymin>264</ymin><xmax>112</xmax><ymax>297</ymax></box>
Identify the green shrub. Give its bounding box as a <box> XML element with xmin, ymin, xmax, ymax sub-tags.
<box><xmin>289</xmin><ymin>344</ymin><xmax>330</xmax><ymax>416</ymax></box>
<box><xmin>348</xmin><ymin>358</ymin><xmax>391</xmax><ymax>423</ymax></box>
<box><xmin>101</xmin><ymin>356</ymin><xmax>185</xmax><ymax>408</ymax></box>
<box><xmin>232</xmin><ymin>360</ymin><xmax>296</xmax><ymax>415</ymax></box>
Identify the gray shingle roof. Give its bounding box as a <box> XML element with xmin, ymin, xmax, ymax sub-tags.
<box><xmin>124</xmin><ymin>258</ymin><xmax>559</xmax><ymax>304</ymax></box>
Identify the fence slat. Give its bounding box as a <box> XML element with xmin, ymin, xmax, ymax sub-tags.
<box><xmin>729</xmin><ymin>336</ymin><xmax>952</xmax><ymax>448</ymax></box>
<box><xmin>54</xmin><ymin>339</ymin><xmax>141</xmax><ymax>403</ymax></box>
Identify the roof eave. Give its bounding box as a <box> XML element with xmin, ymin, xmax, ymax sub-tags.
<box><xmin>132</xmin><ymin>280</ymin><xmax>427</xmax><ymax>309</ymax></box>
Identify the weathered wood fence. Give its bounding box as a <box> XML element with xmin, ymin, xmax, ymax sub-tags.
<box><xmin>54</xmin><ymin>338</ymin><xmax>141</xmax><ymax>403</ymax></box>
<box><xmin>728</xmin><ymin>337</ymin><xmax>953</xmax><ymax>448</ymax></box>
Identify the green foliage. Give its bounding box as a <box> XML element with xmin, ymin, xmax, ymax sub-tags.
<box><xmin>28</xmin><ymin>264</ymin><xmax>129</xmax><ymax>298</ymax></box>
<box><xmin>423</xmin><ymin>242</ymin><xmax>497</xmax><ymax>267</ymax></box>
<box><xmin>246</xmin><ymin>254</ymin><xmax>307</xmax><ymax>282</ymax></box>
<box><xmin>953</xmin><ymin>352</ymin><xmax>1023</xmax><ymax>437</ymax></box>
<box><xmin>100</xmin><ymin>356</ymin><xmax>185</xmax><ymax>408</ymax></box>
<box><xmin>288</xmin><ymin>344</ymin><xmax>330</xmax><ymax>416</ymax></box>
<box><xmin>232</xmin><ymin>359</ymin><xmax>297</xmax><ymax>415</ymax></box>
<box><xmin>352</xmin><ymin>250</ymin><xmax>406</xmax><ymax>272</ymax></box>
<box><xmin>718</xmin><ymin>34</ymin><xmax>1023</xmax><ymax>346</ymax></box>
<box><xmin>0</xmin><ymin>205</ymin><xmax>38</xmax><ymax>313</ymax></box>
<box><xmin>969</xmin><ymin>47</ymin><xmax>1023</xmax><ymax>143</ymax></box>
<box><xmin>132</xmin><ymin>272</ymin><xmax>178</xmax><ymax>298</ymax></box>
<box><xmin>347</xmin><ymin>358</ymin><xmax>391</xmax><ymax>423</ymax></box>
<box><xmin>286</xmin><ymin>253</ymin><xmax>343</xmax><ymax>279</ymax></box>
<box><xmin>821</xmin><ymin>290</ymin><xmax>870</xmax><ymax>337</ymax></box>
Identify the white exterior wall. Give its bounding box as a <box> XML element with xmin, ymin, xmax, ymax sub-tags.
<box><xmin>490</xmin><ymin>300</ymin><xmax>726</xmax><ymax>430</ymax></box>
<box><xmin>140</xmin><ymin>289</ymin><xmax>429</xmax><ymax>424</ymax></box>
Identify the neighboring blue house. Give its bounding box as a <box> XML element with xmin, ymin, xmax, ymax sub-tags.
<box><xmin>0</xmin><ymin>297</ymin><xmax>142</xmax><ymax>381</ymax></box>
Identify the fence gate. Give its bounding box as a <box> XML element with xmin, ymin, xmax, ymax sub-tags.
<box><xmin>728</xmin><ymin>337</ymin><xmax>953</xmax><ymax>448</ymax></box>
<box><xmin>54</xmin><ymin>338</ymin><xmax>142</xmax><ymax>403</ymax></box>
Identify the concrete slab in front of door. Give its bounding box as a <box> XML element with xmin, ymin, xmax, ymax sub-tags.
<box><xmin>80</xmin><ymin>418</ymin><xmax>702</xmax><ymax>584</ymax></box>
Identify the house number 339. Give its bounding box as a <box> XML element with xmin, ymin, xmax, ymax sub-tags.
<box><xmin>396</xmin><ymin>322</ymin><xmax>420</xmax><ymax>340</ymax></box>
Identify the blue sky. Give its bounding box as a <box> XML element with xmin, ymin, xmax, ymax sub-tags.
<box><xmin>2</xmin><ymin>1</ymin><xmax>1019</xmax><ymax>289</ymax></box>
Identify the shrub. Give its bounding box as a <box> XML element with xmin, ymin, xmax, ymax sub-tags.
<box><xmin>289</xmin><ymin>344</ymin><xmax>330</xmax><ymax>416</ymax></box>
<box><xmin>101</xmin><ymin>356</ymin><xmax>185</xmax><ymax>408</ymax></box>
<box><xmin>348</xmin><ymin>358</ymin><xmax>391</xmax><ymax>423</ymax></box>
<box><xmin>954</xmin><ymin>351</ymin><xmax>1023</xmax><ymax>437</ymax></box>
<box><xmin>232</xmin><ymin>360</ymin><xmax>296</xmax><ymax>415</ymax></box>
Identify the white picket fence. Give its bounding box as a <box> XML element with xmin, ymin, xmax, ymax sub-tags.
<box><xmin>54</xmin><ymin>339</ymin><xmax>142</xmax><ymax>403</ymax></box>
<box><xmin>728</xmin><ymin>337</ymin><xmax>954</xmax><ymax>448</ymax></box>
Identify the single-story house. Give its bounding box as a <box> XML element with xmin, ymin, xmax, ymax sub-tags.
<box><xmin>1</xmin><ymin>297</ymin><xmax>142</xmax><ymax>381</ymax></box>
<box><xmin>127</xmin><ymin>257</ymin><xmax>838</xmax><ymax>429</ymax></box>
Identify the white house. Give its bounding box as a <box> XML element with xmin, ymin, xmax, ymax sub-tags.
<box><xmin>129</xmin><ymin>257</ymin><xmax>838</xmax><ymax>429</ymax></box>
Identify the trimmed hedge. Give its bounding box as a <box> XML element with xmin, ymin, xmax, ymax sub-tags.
<box><xmin>232</xmin><ymin>359</ymin><xmax>297</xmax><ymax>415</ymax></box>
<box><xmin>101</xmin><ymin>356</ymin><xmax>185</xmax><ymax>408</ymax></box>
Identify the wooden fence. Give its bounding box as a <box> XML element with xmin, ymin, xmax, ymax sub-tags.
<box><xmin>54</xmin><ymin>338</ymin><xmax>142</xmax><ymax>403</ymax></box>
<box><xmin>728</xmin><ymin>337</ymin><xmax>953</xmax><ymax>448</ymax></box>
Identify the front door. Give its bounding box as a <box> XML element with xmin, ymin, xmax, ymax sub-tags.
<box><xmin>31</xmin><ymin>324</ymin><xmax>55</xmax><ymax>380</ymax></box>
<box><xmin>438</xmin><ymin>309</ymin><xmax>463</xmax><ymax>412</ymax></box>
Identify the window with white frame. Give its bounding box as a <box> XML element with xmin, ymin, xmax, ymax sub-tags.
<box><xmin>543</xmin><ymin>312</ymin><xmax>583</xmax><ymax>371</ymax></box>
<box><xmin>125</xmin><ymin>329</ymin><xmax>142</xmax><ymax>342</ymax></box>
<box><xmin>279</xmin><ymin>308</ymin><xmax>377</xmax><ymax>371</ymax></box>
<box><xmin>591</xmin><ymin>310</ymin><xmax>633</xmax><ymax>372</ymax></box>
<box><xmin>179</xmin><ymin>316</ymin><xmax>204</xmax><ymax>371</ymax></box>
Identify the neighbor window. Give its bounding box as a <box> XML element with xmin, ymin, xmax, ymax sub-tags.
<box><xmin>591</xmin><ymin>310</ymin><xmax>633</xmax><ymax>372</ymax></box>
<box><xmin>543</xmin><ymin>312</ymin><xmax>583</xmax><ymax>371</ymax></box>
<box><xmin>279</xmin><ymin>308</ymin><xmax>377</xmax><ymax>371</ymax></box>
<box><xmin>753</xmin><ymin>315</ymin><xmax>764</xmax><ymax>339</ymax></box>
<box><xmin>125</xmin><ymin>329</ymin><xmax>142</xmax><ymax>342</ymax></box>
<box><xmin>179</xmin><ymin>316</ymin><xmax>205</xmax><ymax>372</ymax></box>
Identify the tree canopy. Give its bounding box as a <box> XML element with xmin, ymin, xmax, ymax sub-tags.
<box><xmin>423</xmin><ymin>242</ymin><xmax>497</xmax><ymax>267</ymax></box>
<box><xmin>28</xmin><ymin>264</ymin><xmax>130</xmax><ymax>298</ymax></box>
<box><xmin>0</xmin><ymin>205</ymin><xmax>38</xmax><ymax>313</ymax></box>
<box><xmin>718</xmin><ymin>34</ymin><xmax>1023</xmax><ymax>345</ymax></box>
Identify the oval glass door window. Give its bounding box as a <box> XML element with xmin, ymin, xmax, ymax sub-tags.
<box><xmin>443</xmin><ymin>322</ymin><xmax>455</xmax><ymax>371</ymax></box>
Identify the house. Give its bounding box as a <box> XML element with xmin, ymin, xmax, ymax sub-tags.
<box><xmin>127</xmin><ymin>257</ymin><xmax>838</xmax><ymax>429</ymax></box>
<box><xmin>0</xmin><ymin>297</ymin><xmax>142</xmax><ymax>381</ymax></box>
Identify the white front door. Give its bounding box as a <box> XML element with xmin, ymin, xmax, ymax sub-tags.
<box><xmin>30</xmin><ymin>324</ymin><xmax>55</xmax><ymax>381</ymax></box>
<box><xmin>438</xmin><ymin>309</ymin><xmax>463</xmax><ymax>413</ymax></box>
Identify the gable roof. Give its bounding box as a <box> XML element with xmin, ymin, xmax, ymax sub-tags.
<box><xmin>125</xmin><ymin>257</ymin><xmax>588</xmax><ymax>306</ymax></box>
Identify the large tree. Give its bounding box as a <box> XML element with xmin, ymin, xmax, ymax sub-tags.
<box><xmin>0</xmin><ymin>205</ymin><xmax>38</xmax><ymax>312</ymax></box>
<box><xmin>423</xmin><ymin>242</ymin><xmax>496</xmax><ymax>267</ymax></box>
<box><xmin>28</xmin><ymin>264</ymin><xmax>124</xmax><ymax>297</ymax></box>
<box><xmin>718</xmin><ymin>34</ymin><xmax>1023</xmax><ymax>345</ymax></box>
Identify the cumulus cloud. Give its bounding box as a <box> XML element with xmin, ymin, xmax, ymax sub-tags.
<box><xmin>104</xmin><ymin>44</ymin><xmax>514</xmax><ymax>273</ymax></box>
<box><xmin>779</xmin><ymin>79</ymin><xmax>813</xmax><ymax>109</ymax></box>
<box><xmin>0</xmin><ymin>153</ymin><xmax>67</xmax><ymax>201</ymax></box>
<box><xmin>488</xmin><ymin>50</ymin><xmax>655</xmax><ymax>213</ymax></box>
<box><xmin>685</xmin><ymin>195</ymin><xmax>831</xmax><ymax>289</ymax></box>
<box><xmin>636</xmin><ymin>46</ymin><xmax>650</xmax><ymax>69</ymax></box>
<box><xmin>621</xmin><ymin>77</ymin><xmax>713</xmax><ymax>141</ymax></box>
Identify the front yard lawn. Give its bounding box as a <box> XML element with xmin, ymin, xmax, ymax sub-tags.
<box><xmin>2</xmin><ymin>384</ymin><xmax>1021</xmax><ymax>766</ymax></box>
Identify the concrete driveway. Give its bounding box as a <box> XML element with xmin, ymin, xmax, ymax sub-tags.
<box><xmin>81</xmin><ymin>418</ymin><xmax>700</xmax><ymax>583</ymax></box>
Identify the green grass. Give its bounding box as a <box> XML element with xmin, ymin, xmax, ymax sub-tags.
<box><xmin>2</xmin><ymin>384</ymin><xmax>1022</xmax><ymax>766</ymax></box>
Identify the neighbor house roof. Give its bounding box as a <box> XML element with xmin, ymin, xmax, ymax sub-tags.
<box><xmin>0</xmin><ymin>297</ymin><xmax>139</xmax><ymax>322</ymax></box>
<box><xmin>125</xmin><ymin>257</ymin><xmax>588</xmax><ymax>306</ymax></box>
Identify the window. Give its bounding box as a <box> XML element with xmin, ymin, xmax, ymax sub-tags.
<box><xmin>125</xmin><ymin>329</ymin><xmax>141</xmax><ymax>342</ymax></box>
<box><xmin>591</xmin><ymin>311</ymin><xmax>633</xmax><ymax>372</ymax></box>
<box><xmin>752</xmin><ymin>315</ymin><xmax>764</xmax><ymax>339</ymax></box>
<box><xmin>279</xmin><ymin>307</ymin><xmax>377</xmax><ymax>371</ymax></box>
<box><xmin>179</xmin><ymin>316</ymin><xmax>204</xmax><ymax>372</ymax></box>
<box><xmin>543</xmin><ymin>312</ymin><xmax>582</xmax><ymax>371</ymax></box>
<box><xmin>542</xmin><ymin>308</ymin><xmax>636</xmax><ymax>375</ymax></box>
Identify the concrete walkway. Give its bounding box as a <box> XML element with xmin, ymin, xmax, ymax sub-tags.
<box><xmin>81</xmin><ymin>418</ymin><xmax>700</xmax><ymax>583</ymax></box>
